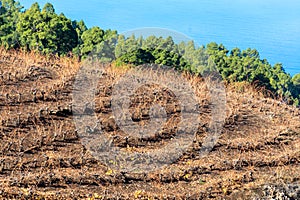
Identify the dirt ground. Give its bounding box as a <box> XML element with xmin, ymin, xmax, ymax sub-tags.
<box><xmin>0</xmin><ymin>49</ymin><xmax>299</xmax><ymax>199</ymax></box>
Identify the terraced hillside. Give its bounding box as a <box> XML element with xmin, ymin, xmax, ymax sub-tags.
<box><xmin>0</xmin><ymin>49</ymin><xmax>299</xmax><ymax>199</ymax></box>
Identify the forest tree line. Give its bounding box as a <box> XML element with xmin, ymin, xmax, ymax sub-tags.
<box><xmin>0</xmin><ymin>0</ymin><xmax>299</xmax><ymax>106</ymax></box>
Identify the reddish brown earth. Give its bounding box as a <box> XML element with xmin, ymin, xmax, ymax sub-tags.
<box><xmin>0</xmin><ymin>49</ymin><xmax>299</xmax><ymax>199</ymax></box>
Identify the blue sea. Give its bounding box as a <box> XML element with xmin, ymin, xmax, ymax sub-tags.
<box><xmin>19</xmin><ymin>0</ymin><xmax>300</xmax><ymax>76</ymax></box>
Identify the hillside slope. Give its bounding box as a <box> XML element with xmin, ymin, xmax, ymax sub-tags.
<box><xmin>0</xmin><ymin>49</ymin><xmax>299</xmax><ymax>199</ymax></box>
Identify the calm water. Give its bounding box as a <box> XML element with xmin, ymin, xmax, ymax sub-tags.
<box><xmin>20</xmin><ymin>0</ymin><xmax>300</xmax><ymax>76</ymax></box>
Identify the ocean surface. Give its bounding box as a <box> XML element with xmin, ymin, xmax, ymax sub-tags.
<box><xmin>19</xmin><ymin>0</ymin><xmax>300</xmax><ymax>76</ymax></box>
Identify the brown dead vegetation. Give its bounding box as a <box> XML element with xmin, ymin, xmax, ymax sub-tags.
<box><xmin>0</xmin><ymin>48</ymin><xmax>299</xmax><ymax>199</ymax></box>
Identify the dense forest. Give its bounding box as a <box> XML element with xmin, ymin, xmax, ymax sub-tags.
<box><xmin>0</xmin><ymin>0</ymin><xmax>299</xmax><ymax>106</ymax></box>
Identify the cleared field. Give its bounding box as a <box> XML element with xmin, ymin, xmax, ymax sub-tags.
<box><xmin>0</xmin><ymin>49</ymin><xmax>299</xmax><ymax>199</ymax></box>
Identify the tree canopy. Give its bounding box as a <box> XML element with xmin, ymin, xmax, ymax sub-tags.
<box><xmin>0</xmin><ymin>0</ymin><xmax>22</xmax><ymax>48</ymax></box>
<box><xmin>16</xmin><ymin>3</ymin><xmax>78</xmax><ymax>55</ymax></box>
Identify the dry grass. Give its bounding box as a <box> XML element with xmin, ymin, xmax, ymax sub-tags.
<box><xmin>0</xmin><ymin>48</ymin><xmax>299</xmax><ymax>199</ymax></box>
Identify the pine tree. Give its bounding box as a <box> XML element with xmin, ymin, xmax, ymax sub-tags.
<box><xmin>0</xmin><ymin>0</ymin><xmax>23</xmax><ymax>48</ymax></box>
